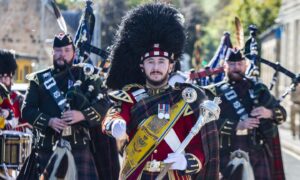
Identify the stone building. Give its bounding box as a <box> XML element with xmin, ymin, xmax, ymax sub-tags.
<box><xmin>276</xmin><ymin>0</ymin><xmax>300</xmax><ymax>95</ymax></box>
<box><xmin>259</xmin><ymin>24</ymin><xmax>281</xmax><ymax>97</ymax></box>
<box><xmin>260</xmin><ymin>0</ymin><xmax>300</xmax><ymax>136</ymax></box>
<box><xmin>0</xmin><ymin>0</ymin><xmax>76</xmax><ymax>82</ymax></box>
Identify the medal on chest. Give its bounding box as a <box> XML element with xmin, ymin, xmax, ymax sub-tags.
<box><xmin>158</xmin><ymin>104</ymin><xmax>170</xmax><ymax>120</ymax></box>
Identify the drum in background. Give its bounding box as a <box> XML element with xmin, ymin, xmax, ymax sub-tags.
<box><xmin>0</xmin><ymin>130</ymin><xmax>32</xmax><ymax>169</ymax></box>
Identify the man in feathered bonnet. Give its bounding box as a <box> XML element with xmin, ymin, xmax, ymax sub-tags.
<box><xmin>103</xmin><ymin>3</ymin><xmax>220</xmax><ymax>180</ymax></box>
<box><xmin>0</xmin><ymin>49</ymin><xmax>28</xmax><ymax>129</ymax></box>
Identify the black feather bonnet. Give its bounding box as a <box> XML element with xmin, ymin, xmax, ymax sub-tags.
<box><xmin>106</xmin><ymin>3</ymin><xmax>186</xmax><ymax>89</ymax></box>
<box><xmin>0</xmin><ymin>49</ymin><xmax>17</xmax><ymax>77</ymax></box>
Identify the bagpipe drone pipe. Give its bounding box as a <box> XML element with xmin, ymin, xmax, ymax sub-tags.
<box><xmin>244</xmin><ymin>24</ymin><xmax>300</xmax><ymax>102</ymax></box>
<box><xmin>51</xmin><ymin>0</ymin><xmax>110</xmax><ymax>79</ymax></box>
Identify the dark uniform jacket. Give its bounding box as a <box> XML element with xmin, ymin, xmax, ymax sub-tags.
<box><xmin>206</xmin><ymin>78</ymin><xmax>285</xmax><ymax>147</ymax></box>
<box><xmin>205</xmin><ymin>78</ymin><xmax>286</xmax><ymax>179</ymax></box>
<box><xmin>22</xmin><ymin>66</ymin><xmax>108</xmax><ymax>150</ymax></box>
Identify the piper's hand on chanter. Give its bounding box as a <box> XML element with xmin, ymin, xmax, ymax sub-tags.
<box><xmin>61</xmin><ymin>110</ymin><xmax>85</xmax><ymax>125</ymax></box>
<box><xmin>48</xmin><ymin>117</ymin><xmax>68</xmax><ymax>133</ymax></box>
<box><xmin>236</xmin><ymin>117</ymin><xmax>260</xmax><ymax>130</ymax></box>
<box><xmin>250</xmin><ymin>106</ymin><xmax>273</xmax><ymax>119</ymax></box>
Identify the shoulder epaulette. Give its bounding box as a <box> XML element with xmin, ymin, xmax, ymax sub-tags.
<box><xmin>26</xmin><ymin>68</ymin><xmax>52</xmax><ymax>83</ymax></box>
<box><xmin>108</xmin><ymin>90</ymin><xmax>134</xmax><ymax>104</ymax></box>
<box><xmin>203</xmin><ymin>81</ymin><xmax>226</xmax><ymax>96</ymax></box>
<box><xmin>25</xmin><ymin>73</ymin><xmax>35</xmax><ymax>81</ymax></box>
<box><xmin>123</xmin><ymin>84</ymin><xmax>147</xmax><ymax>102</ymax></box>
<box><xmin>122</xmin><ymin>84</ymin><xmax>144</xmax><ymax>92</ymax></box>
<box><xmin>183</xmin><ymin>105</ymin><xmax>194</xmax><ymax>116</ymax></box>
<box><xmin>203</xmin><ymin>84</ymin><xmax>217</xmax><ymax>96</ymax></box>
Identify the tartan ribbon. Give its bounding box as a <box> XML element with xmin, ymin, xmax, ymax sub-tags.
<box><xmin>128</xmin><ymin>83</ymin><xmax>205</xmax><ymax>135</ymax></box>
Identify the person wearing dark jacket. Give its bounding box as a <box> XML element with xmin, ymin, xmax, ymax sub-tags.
<box><xmin>21</xmin><ymin>33</ymin><xmax>110</xmax><ymax>179</ymax></box>
<box><xmin>206</xmin><ymin>48</ymin><xmax>286</xmax><ymax>180</ymax></box>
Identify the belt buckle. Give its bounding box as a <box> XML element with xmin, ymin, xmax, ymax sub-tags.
<box><xmin>236</xmin><ymin>129</ymin><xmax>248</xmax><ymax>136</ymax></box>
<box><xmin>62</xmin><ymin>126</ymin><xmax>72</xmax><ymax>136</ymax></box>
<box><xmin>148</xmin><ymin>160</ymin><xmax>161</xmax><ymax>172</ymax></box>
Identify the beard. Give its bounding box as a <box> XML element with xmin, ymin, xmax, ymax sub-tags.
<box><xmin>53</xmin><ymin>58</ymin><xmax>72</xmax><ymax>71</ymax></box>
<box><xmin>145</xmin><ymin>71</ymin><xmax>169</xmax><ymax>87</ymax></box>
<box><xmin>227</xmin><ymin>71</ymin><xmax>244</xmax><ymax>81</ymax></box>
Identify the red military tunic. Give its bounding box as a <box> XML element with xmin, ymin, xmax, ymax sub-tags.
<box><xmin>0</xmin><ymin>95</ymin><xmax>17</xmax><ymax>129</ymax></box>
<box><xmin>10</xmin><ymin>91</ymin><xmax>23</xmax><ymax>122</ymax></box>
<box><xmin>0</xmin><ymin>90</ymin><xmax>29</xmax><ymax>130</ymax></box>
<box><xmin>10</xmin><ymin>90</ymin><xmax>31</xmax><ymax>131</ymax></box>
<box><xmin>103</xmin><ymin>85</ymin><xmax>205</xmax><ymax>179</ymax></box>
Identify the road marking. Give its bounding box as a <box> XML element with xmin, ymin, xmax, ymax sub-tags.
<box><xmin>282</xmin><ymin>148</ymin><xmax>300</xmax><ymax>160</ymax></box>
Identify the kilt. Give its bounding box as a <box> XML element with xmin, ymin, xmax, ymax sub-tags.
<box><xmin>220</xmin><ymin>135</ymin><xmax>271</xmax><ymax>180</ymax></box>
<box><xmin>196</xmin><ymin>121</ymin><xmax>220</xmax><ymax>180</ymax></box>
<box><xmin>139</xmin><ymin>170</ymin><xmax>191</xmax><ymax>180</ymax></box>
<box><xmin>37</xmin><ymin>146</ymin><xmax>99</xmax><ymax>179</ymax></box>
<box><xmin>90</xmin><ymin>126</ymin><xmax>120</xmax><ymax>180</ymax></box>
<box><xmin>269</xmin><ymin>132</ymin><xmax>285</xmax><ymax>180</ymax></box>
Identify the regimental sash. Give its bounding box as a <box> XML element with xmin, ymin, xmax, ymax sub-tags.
<box><xmin>218</xmin><ymin>83</ymin><xmax>250</xmax><ymax>135</ymax></box>
<box><xmin>120</xmin><ymin>99</ymin><xmax>188</xmax><ymax>179</ymax></box>
<box><xmin>219</xmin><ymin>83</ymin><xmax>249</xmax><ymax>121</ymax></box>
<box><xmin>40</xmin><ymin>70</ymin><xmax>67</xmax><ymax>112</ymax></box>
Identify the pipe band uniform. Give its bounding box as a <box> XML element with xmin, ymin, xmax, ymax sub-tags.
<box><xmin>204</xmin><ymin>48</ymin><xmax>287</xmax><ymax>180</ymax></box>
<box><xmin>20</xmin><ymin>33</ymin><xmax>112</xmax><ymax>179</ymax></box>
<box><xmin>103</xmin><ymin>3</ymin><xmax>220</xmax><ymax>180</ymax></box>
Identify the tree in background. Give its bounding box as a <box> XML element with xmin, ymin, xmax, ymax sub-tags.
<box><xmin>56</xmin><ymin>0</ymin><xmax>83</xmax><ymax>10</ymax></box>
<box><xmin>56</xmin><ymin>0</ymin><xmax>127</xmax><ymax>50</ymax></box>
<box><xmin>56</xmin><ymin>0</ymin><xmax>281</xmax><ymax>71</ymax></box>
<box><xmin>56</xmin><ymin>0</ymin><xmax>209</xmax><ymax>67</ymax></box>
<box><xmin>201</xmin><ymin>0</ymin><xmax>281</xmax><ymax>62</ymax></box>
<box><xmin>181</xmin><ymin>0</ymin><xmax>208</xmax><ymax>59</ymax></box>
<box><xmin>219</xmin><ymin>0</ymin><xmax>281</xmax><ymax>37</ymax></box>
<box><xmin>192</xmin><ymin>39</ymin><xmax>203</xmax><ymax>70</ymax></box>
<box><xmin>100</xmin><ymin>0</ymin><xmax>127</xmax><ymax>49</ymax></box>
<box><xmin>126</xmin><ymin>0</ymin><xmax>153</xmax><ymax>8</ymax></box>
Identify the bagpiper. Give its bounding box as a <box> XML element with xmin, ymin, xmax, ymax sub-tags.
<box><xmin>205</xmin><ymin>48</ymin><xmax>286</xmax><ymax>180</ymax></box>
